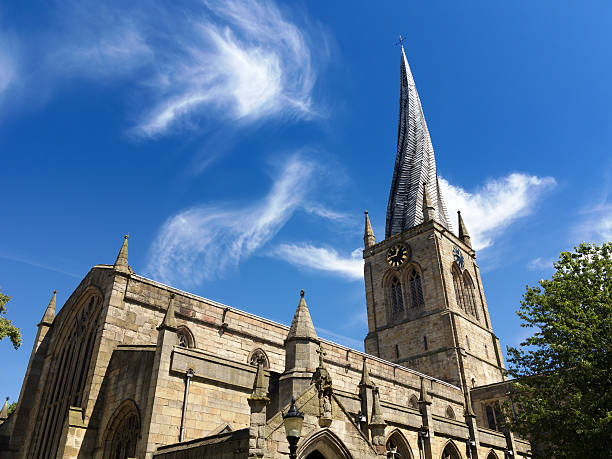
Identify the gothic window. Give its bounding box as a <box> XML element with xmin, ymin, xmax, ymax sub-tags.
<box><xmin>31</xmin><ymin>289</ymin><xmax>102</xmax><ymax>458</ymax></box>
<box><xmin>409</xmin><ymin>269</ymin><xmax>424</xmax><ymax>308</ymax></box>
<box><xmin>390</xmin><ymin>276</ymin><xmax>404</xmax><ymax>315</ymax></box>
<box><xmin>463</xmin><ymin>272</ymin><xmax>479</xmax><ymax>319</ymax></box>
<box><xmin>441</xmin><ymin>442</ymin><xmax>461</xmax><ymax>459</ymax></box>
<box><xmin>103</xmin><ymin>400</ymin><xmax>141</xmax><ymax>459</ymax></box>
<box><xmin>445</xmin><ymin>405</ymin><xmax>456</xmax><ymax>420</ymax></box>
<box><xmin>452</xmin><ymin>265</ymin><xmax>466</xmax><ymax>312</ymax></box>
<box><xmin>386</xmin><ymin>430</ymin><xmax>413</xmax><ymax>458</ymax></box>
<box><xmin>110</xmin><ymin>413</ymin><xmax>139</xmax><ymax>459</ymax></box>
<box><xmin>176</xmin><ymin>326</ymin><xmax>195</xmax><ymax>349</ymax></box>
<box><xmin>248</xmin><ymin>348</ymin><xmax>270</xmax><ymax>368</ymax></box>
<box><xmin>486</xmin><ymin>451</ymin><xmax>500</xmax><ymax>459</ymax></box>
<box><xmin>409</xmin><ymin>395</ymin><xmax>419</xmax><ymax>409</ymax></box>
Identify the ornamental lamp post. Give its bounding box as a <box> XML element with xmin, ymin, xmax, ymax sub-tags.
<box><xmin>283</xmin><ymin>397</ymin><xmax>304</xmax><ymax>459</ymax></box>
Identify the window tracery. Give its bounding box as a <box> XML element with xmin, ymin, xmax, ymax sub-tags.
<box><xmin>248</xmin><ymin>348</ymin><xmax>270</xmax><ymax>368</ymax></box>
<box><xmin>463</xmin><ymin>272</ymin><xmax>479</xmax><ymax>319</ymax></box>
<box><xmin>30</xmin><ymin>289</ymin><xmax>102</xmax><ymax>458</ymax></box>
<box><xmin>452</xmin><ymin>265</ymin><xmax>466</xmax><ymax>312</ymax></box>
<box><xmin>176</xmin><ymin>326</ymin><xmax>195</xmax><ymax>349</ymax></box>
<box><xmin>409</xmin><ymin>269</ymin><xmax>424</xmax><ymax>308</ymax></box>
<box><xmin>390</xmin><ymin>276</ymin><xmax>404</xmax><ymax>315</ymax></box>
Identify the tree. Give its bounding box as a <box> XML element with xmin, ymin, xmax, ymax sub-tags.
<box><xmin>506</xmin><ymin>242</ymin><xmax>612</xmax><ymax>458</ymax></box>
<box><xmin>0</xmin><ymin>289</ymin><xmax>21</xmax><ymax>349</ymax></box>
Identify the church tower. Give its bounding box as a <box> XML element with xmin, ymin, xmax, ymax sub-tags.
<box><xmin>363</xmin><ymin>46</ymin><xmax>506</xmax><ymax>389</ymax></box>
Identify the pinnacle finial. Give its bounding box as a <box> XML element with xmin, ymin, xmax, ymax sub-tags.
<box><xmin>359</xmin><ymin>356</ymin><xmax>373</xmax><ymax>388</ymax></box>
<box><xmin>287</xmin><ymin>289</ymin><xmax>317</xmax><ymax>341</ymax></box>
<box><xmin>40</xmin><ymin>290</ymin><xmax>57</xmax><ymax>326</ymax></box>
<box><xmin>364</xmin><ymin>210</ymin><xmax>375</xmax><ymax>249</ymax></box>
<box><xmin>457</xmin><ymin>210</ymin><xmax>472</xmax><ymax>248</ymax></box>
<box><xmin>113</xmin><ymin>234</ymin><xmax>131</xmax><ymax>274</ymax></box>
<box><xmin>422</xmin><ymin>183</ymin><xmax>435</xmax><ymax>222</ymax></box>
<box><xmin>418</xmin><ymin>377</ymin><xmax>432</xmax><ymax>404</ymax></box>
<box><xmin>0</xmin><ymin>397</ymin><xmax>8</xmax><ymax>420</ymax></box>
<box><xmin>158</xmin><ymin>293</ymin><xmax>177</xmax><ymax>331</ymax></box>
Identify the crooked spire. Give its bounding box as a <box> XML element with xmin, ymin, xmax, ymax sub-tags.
<box><xmin>457</xmin><ymin>211</ymin><xmax>472</xmax><ymax>248</ymax></box>
<box><xmin>386</xmin><ymin>45</ymin><xmax>450</xmax><ymax>238</ymax></box>
<box><xmin>286</xmin><ymin>290</ymin><xmax>318</xmax><ymax>341</ymax></box>
<box><xmin>363</xmin><ymin>211</ymin><xmax>375</xmax><ymax>249</ymax></box>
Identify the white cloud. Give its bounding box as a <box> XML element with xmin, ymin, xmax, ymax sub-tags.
<box><xmin>527</xmin><ymin>257</ymin><xmax>556</xmax><ymax>271</ymax></box>
<box><xmin>439</xmin><ymin>173</ymin><xmax>556</xmax><ymax>250</ymax></box>
<box><xmin>273</xmin><ymin>244</ymin><xmax>363</xmax><ymax>280</ymax></box>
<box><xmin>3</xmin><ymin>0</ymin><xmax>321</xmax><ymax>135</ymax></box>
<box><xmin>574</xmin><ymin>202</ymin><xmax>612</xmax><ymax>243</ymax></box>
<box><xmin>147</xmin><ymin>155</ymin><xmax>315</xmax><ymax>286</ymax></box>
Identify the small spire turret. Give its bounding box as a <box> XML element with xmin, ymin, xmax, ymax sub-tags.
<box><xmin>370</xmin><ymin>386</ymin><xmax>385</xmax><ymax>426</ymax></box>
<box><xmin>363</xmin><ymin>211</ymin><xmax>375</xmax><ymax>249</ymax></box>
<box><xmin>113</xmin><ymin>235</ymin><xmax>132</xmax><ymax>274</ymax></box>
<box><xmin>419</xmin><ymin>377</ymin><xmax>432</xmax><ymax>404</ymax></box>
<box><xmin>457</xmin><ymin>211</ymin><xmax>472</xmax><ymax>248</ymax></box>
<box><xmin>0</xmin><ymin>397</ymin><xmax>8</xmax><ymax>421</ymax></box>
<box><xmin>39</xmin><ymin>290</ymin><xmax>57</xmax><ymax>326</ymax></box>
<box><xmin>158</xmin><ymin>293</ymin><xmax>178</xmax><ymax>332</ymax></box>
<box><xmin>422</xmin><ymin>183</ymin><xmax>435</xmax><ymax>222</ymax></box>
<box><xmin>359</xmin><ymin>357</ymin><xmax>373</xmax><ymax>388</ymax></box>
<box><xmin>286</xmin><ymin>290</ymin><xmax>317</xmax><ymax>341</ymax></box>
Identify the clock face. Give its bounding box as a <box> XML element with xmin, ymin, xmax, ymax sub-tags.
<box><xmin>387</xmin><ymin>244</ymin><xmax>408</xmax><ymax>267</ymax></box>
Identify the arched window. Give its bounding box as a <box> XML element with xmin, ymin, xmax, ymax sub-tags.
<box><xmin>248</xmin><ymin>348</ymin><xmax>270</xmax><ymax>368</ymax></box>
<box><xmin>409</xmin><ymin>269</ymin><xmax>424</xmax><ymax>308</ymax></box>
<box><xmin>176</xmin><ymin>326</ymin><xmax>195</xmax><ymax>349</ymax></box>
<box><xmin>486</xmin><ymin>451</ymin><xmax>500</xmax><ymax>459</ymax></box>
<box><xmin>441</xmin><ymin>442</ymin><xmax>462</xmax><ymax>459</ymax></box>
<box><xmin>30</xmin><ymin>289</ymin><xmax>102</xmax><ymax>458</ymax></box>
<box><xmin>409</xmin><ymin>395</ymin><xmax>419</xmax><ymax>410</ymax></box>
<box><xmin>390</xmin><ymin>276</ymin><xmax>404</xmax><ymax>315</ymax></box>
<box><xmin>486</xmin><ymin>405</ymin><xmax>496</xmax><ymax>430</ymax></box>
<box><xmin>103</xmin><ymin>400</ymin><xmax>141</xmax><ymax>459</ymax></box>
<box><xmin>445</xmin><ymin>405</ymin><xmax>456</xmax><ymax>420</ymax></box>
<box><xmin>386</xmin><ymin>430</ymin><xmax>414</xmax><ymax>458</ymax></box>
<box><xmin>452</xmin><ymin>265</ymin><xmax>466</xmax><ymax>312</ymax></box>
<box><xmin>463</xmin><ymin>272</ymin><xmax>479</xmax><ymax>319</ymax></box>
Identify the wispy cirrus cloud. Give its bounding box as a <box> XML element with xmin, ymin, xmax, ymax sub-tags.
<box><xmin>273</xmin><ymin>244</ymin><xmax>363</xmax><ymax>280</ymax></box>
<box><xmin>440</xmin><ymin>173</ymin><xmax>556</xmax><ymax>250</ymax></box>
<box><xmin>147</xmin><ymin>155</ymin><xmax>321</xmax><ymax>286</ymax></box>
<box><xmin>527</xmin><ymin>257</ymin><xmax>556</xmax><ymax>271</ymax></box>
<box><xmin>3</xmin><ymin>0</ymin><xmax>324</xmax><ymax>135</ymax></box>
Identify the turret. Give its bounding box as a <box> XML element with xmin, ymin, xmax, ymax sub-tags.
<box><xmin>457</xmin><ymin>210</ymin><xmax>472</xmax><ymax>248</ymax></box>
<box><xmin>364</xmin><ymin>211</ymin><xmax>375</xmax><ymax>249</ymax></box>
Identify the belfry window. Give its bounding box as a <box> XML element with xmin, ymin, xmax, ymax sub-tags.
<box><xmin>463</xmin><ymin>273</ymin><xmax>479</xmax><ymax>319</ymax></box>
<box><xmin>409</xmin><ymin>269</ymin><xmax>424</xmax><ymax>308</ymax></box>
<box><xmin>452</xmin><ymin>265</ymin><xmax>466</xmax><ymax>312</ymax></box>
<box><xmin>390</xmin><ymin>277</ymin><xmax>404</xmax><ymax>314</ymax></box>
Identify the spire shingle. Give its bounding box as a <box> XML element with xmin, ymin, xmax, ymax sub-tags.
<box><xmin>386</xmin><ymin>46</ymin><xmax>450</xmax><ymax>238</ymax></box>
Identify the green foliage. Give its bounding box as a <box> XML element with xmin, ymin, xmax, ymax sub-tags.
<box><xmin>7</xmin><ymin>402</ymin><xmax>17</xmax><ymax>416</ymax></box>
<box><xmin>506</xmin><ymin>242</ymin><xmax>612</xmax><ymax>458</ymax></box>
<box><xmin>0</xmin><ymin>289</ymin><xmax>21</xmax><ymax>349</ymax></box>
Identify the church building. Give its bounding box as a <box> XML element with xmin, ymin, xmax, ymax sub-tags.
<box><xmin>0</xmin><ymin>46</ymin><xmax>531</xmax><ymax>459</ymax></box>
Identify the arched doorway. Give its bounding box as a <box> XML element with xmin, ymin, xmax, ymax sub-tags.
<box><xmin>298</xmin><ymin>429</ymin><xmax>352</xmax><ymax>459</ymax></box>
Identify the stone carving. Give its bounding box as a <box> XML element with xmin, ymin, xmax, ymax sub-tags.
<box><xmin>312</xmin><ymin>344</ymin><xmax>333</xmax><ymax>426</ymax></box>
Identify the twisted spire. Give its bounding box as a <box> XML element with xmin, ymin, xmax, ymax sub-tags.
<box><xmin>386</xmin><ymin>46</ymin><xmax>450</xmax><ymax>238</ymax></box>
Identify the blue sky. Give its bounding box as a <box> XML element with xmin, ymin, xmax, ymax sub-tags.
<box><xmin>1</xmin><ymin>1</ymin><xmax>611</xmax><ymax>401</ymax></box>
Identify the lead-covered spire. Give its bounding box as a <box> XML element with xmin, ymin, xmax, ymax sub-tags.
<box><xmin>386</xmin><ymin>46</ymin><xmax>450</xmax><ymax>238</ymax></box>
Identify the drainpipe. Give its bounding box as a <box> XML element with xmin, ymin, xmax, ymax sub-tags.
<box><xmin>179</xmin><ymin>368</ymin><xmax>195</xmax><ymax>442</ymax></box>
<box><xmin>418</xmin><ymin>428</ymin><xmax>429</xmax><ymax>459</ymax></box>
